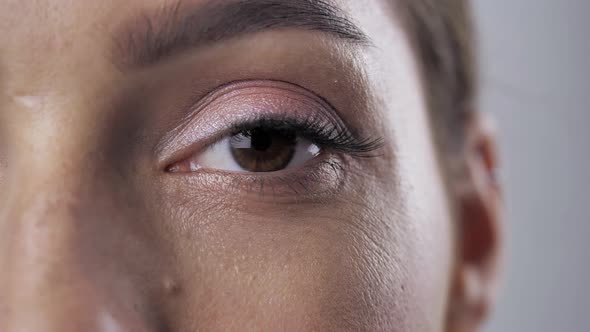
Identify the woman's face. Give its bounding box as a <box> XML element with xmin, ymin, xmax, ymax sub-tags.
<box><xmin>0</xmin><ymin>0</ymin><xmax>500</xmax><ymax>331</ymax></box>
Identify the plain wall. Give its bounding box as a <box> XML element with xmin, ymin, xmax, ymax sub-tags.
<box><xmin>473</xmin><ymin>1</ymin><xmax>590</xmax><ymax>331</ymax></box>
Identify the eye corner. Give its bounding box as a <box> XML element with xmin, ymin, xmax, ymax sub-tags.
<box><xmin>165</xmin><ymin>163</ymin><xmax>181</xmax><ymax>174</ymax></box>
<box><xmin>163</xmin><ymin>158</ymin><xmax>203</xmax><ymax>174</ymax></box>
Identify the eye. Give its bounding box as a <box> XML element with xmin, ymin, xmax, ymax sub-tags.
<box><xmin>172</xmin><ymin>126</ymin><xmax>321</xmax><ymax>173</ymax></box>
<box><xmin>162</xmin><ymin>81</ymin><xmax>384</xmax><ymax>176</ymax></box>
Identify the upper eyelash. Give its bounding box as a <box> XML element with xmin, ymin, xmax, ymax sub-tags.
<box><xmin>227</xmin><ymin>113</ymin><xmax>384</xmax><ymax>158</ymax></box>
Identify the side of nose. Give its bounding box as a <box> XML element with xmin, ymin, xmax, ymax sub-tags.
<box><xmin>0</xmin><ymin>176</ymin><xmax>156</xmax><ymax>332</ymax></box>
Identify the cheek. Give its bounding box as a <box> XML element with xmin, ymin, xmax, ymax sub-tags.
<box><xmin>147</xmin><ymin>170</ymin><xmax>452</xmax><ymax>332</ymax></box>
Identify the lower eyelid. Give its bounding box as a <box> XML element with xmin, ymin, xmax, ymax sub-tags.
<box><xmin>166</xmin><ymin>153</ymin><xmax>347</xmax><ymax>200</ymax></box>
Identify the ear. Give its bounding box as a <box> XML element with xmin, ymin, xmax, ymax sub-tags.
<box><xmin>447</xmin><ymin>112</ymin><xmax>503</xmax><ymax>332</ymax></box>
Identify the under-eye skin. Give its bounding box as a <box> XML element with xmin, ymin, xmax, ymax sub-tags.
<box><xmin>163</xmin><ymin>80</ymin><xmax>383</xmax><ymax>195</ymax></box>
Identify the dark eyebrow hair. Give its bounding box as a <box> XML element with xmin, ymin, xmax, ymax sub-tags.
<box><xmin>113</xmin><ymin>0</ymin><xmax>370</xmax><ymax>69</ymax></box>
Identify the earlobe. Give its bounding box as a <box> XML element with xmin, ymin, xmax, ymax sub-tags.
<box><xmin>447</xmin><ymin>112</ymin><xmax>503</xmax><ymax>332</ymax></box>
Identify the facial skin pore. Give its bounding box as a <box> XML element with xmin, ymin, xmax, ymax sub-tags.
<box><xmin>0</xmin><ymin>1</ymin><xmax>500</xmax><ymax>331</ymax></box>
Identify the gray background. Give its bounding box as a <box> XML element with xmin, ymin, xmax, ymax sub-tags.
<box><xmin>473</xmin><ymin>1</ymin><xmax>590</xmax><ymax>331</ymax></box>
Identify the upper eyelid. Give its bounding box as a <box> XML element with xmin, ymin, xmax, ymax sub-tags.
<box><xmin>173</xmin><ymin>79</ymin><xmax>341</xmax><ymax>133</ymax></box>
<box><xmin>155</xmin><ymin>80</ymin><xmax>347</xmax><ymax>166</ymax></box>
<box><xmin>160</xmin><ymin>112</ymin><xmax>340</xmax><ymax>172</ymax></box>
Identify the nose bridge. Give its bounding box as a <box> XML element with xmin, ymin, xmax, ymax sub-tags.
<box><xmin>1</xmin><ymin>193</ymin><xmax>99</xmax><ymax>329</ymax></box>
<box><xmin>0</xmin><ymin>18</ymin><xmax>157</xmax><ymax>326</ymax></box>
<box><xmin>0</xmin><ymin>161</ymin><xmax>152</xmax><ymax>331</ymax></box>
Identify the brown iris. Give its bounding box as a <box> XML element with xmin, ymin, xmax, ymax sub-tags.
<box><xmin>230</xmin><ymin>128</ymin><xmax>297</xmax><ymax>172</ymax></box>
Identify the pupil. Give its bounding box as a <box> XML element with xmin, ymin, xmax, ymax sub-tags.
<box><xmin>230</xmin><ymin>127</ymin><xmax>298</xmax><ymax>172</ymax></box>
<box><xmin>250</xmin><ymin>128</ymin><xmax>273</xmax><ymax>151</ymax></box>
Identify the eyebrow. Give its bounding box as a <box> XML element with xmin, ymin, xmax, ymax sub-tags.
<box><xmin>113</xmin><ymin>0</ymin><xmax>370</xmax><ymax>69</ymax></box>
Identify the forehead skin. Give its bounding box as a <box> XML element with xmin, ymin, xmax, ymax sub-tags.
<box><xmin>0</xmin><ymin>1</ymin><xmax>453</xmax><ymax>331</ymax></box>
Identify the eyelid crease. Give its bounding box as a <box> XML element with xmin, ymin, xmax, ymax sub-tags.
<box><xmin>169</xmin><ymin>79</ymin><xmax>338</xmax><ymax>133</ymax></box>
<box><xmin>157</xmin><ymin>80</ymin><xmax>326</xmax><ymax>154</ymax></box>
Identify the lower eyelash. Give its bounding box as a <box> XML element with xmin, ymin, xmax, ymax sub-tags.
<box><xmin>263</xmin><ymin>159</ymin><xmax>346</xmax><ymax>195</ymax></box>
